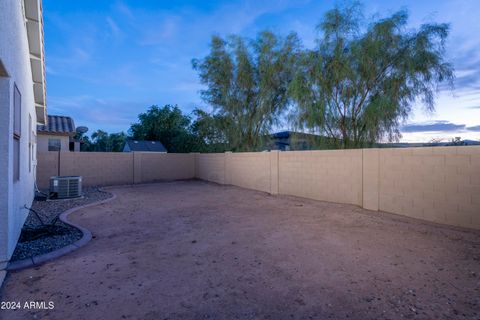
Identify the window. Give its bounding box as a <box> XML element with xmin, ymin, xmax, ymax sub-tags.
<box><xmin>13</xmin><ymin>84</ymin><xmax>21</xmax><ymax>181</ymax></box>
<box><xmin>48</xmin><ymin>138</ymin><xmax>61</xmax><ymax>151</ymax></box>
<box><xmin>14</xmin><ymin>138</ymin><xmax>20</xmax><ymax>181</ymax></box>
<box><xmin>14</xmin><ymin>84</ymin><xmax>21</xmax><ymax>138</ymax></box>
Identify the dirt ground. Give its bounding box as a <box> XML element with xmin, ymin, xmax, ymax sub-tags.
<box><xmin>1</xmin><ymin>180</ymin><xmax>479</xmax><ymax>320</ymax></box>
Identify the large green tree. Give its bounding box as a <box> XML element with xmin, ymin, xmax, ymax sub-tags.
<box><xmin>190</xmin><ymin>108</ymin><xmax>231</xmax><ymax>152</ymax></box>
<box><xmin>193</xmin><ymin>31</ymin><xmax>300</xmax><ymax>151</ymax></box>
<box><xmin>129</xmin><ymin>105</ymin><xmax>201</xmax><ymax>153</ymax></box>
<box><xmin>289</xmin><ymin>3</ymin><xmax>454</xmax><ymax>148</ymax></box>
<box><xmin>84</xmin><ymin>130</ymin><xmax>127</xmax><ymax>152</ymax></box>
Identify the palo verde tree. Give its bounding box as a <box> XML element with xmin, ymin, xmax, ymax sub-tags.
<box><xmin>193</xmin><ymin>31</ymin><xmax>300</xmax><ymax>151</ymax></box>
<box><xmin>289</xmin><ymin>2</ymin><xmax>454</xmax><ymax>148</ymax></box>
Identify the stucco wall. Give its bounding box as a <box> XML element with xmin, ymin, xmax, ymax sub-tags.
<box><xmin>37</xmin><ymin>133</ymin><xmax>69</xmax><ymax>152</ymax></box>
<box><xmin>0</xmin><ymin>0</ymin><xmax>38</xmax><ymax>268</ymax></box>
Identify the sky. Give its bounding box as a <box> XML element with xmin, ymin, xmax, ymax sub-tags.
<box><xmin>43</xmin><ymin>0</ymin><xmax>480</xmax><ymax>142</ymax></box>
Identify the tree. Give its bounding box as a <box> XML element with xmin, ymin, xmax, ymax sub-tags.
<box><xmin>193</xmin><ymin>31</ymin><xmax>300</xmax><ymax>151</ymax></box>
<box><xmin>86</xmin><ymin>130</ymin><xmax>127</xmax><ymax>152</ymax></box>
<box><xmin>190</xmin><ymin>108</ymin><xmax>231</xmax><ymax>152</ymax></box>
<box><xmin>289</xmin><ymin>2</ymin><xmax>454</xmax><ymax>148</ymax></box>
<box><xmin>129</xmin><ymin>105</ymin><xmax>201</xmax><ymax>153</ymax></box>
<box><xmin>74</xmin><ymin>130</ymin><xmax>92</xmax><ymax>151</ymax></box>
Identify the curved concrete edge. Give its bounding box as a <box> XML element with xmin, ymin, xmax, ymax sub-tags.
<box><xmin>6</xmin><ymin>190</ymin><xmax>117</xmax><ymax>271</ymax></box>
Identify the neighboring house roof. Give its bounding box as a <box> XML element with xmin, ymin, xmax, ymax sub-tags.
<box><xmin>270</xmin><ymin>131</ymin><xmax>292</xmax><ymax>139</ymax></box>
<box><xmin>270</xmin><ymin>131</ymin><xmax>322</xmax><ymax>140</ymax></box>
<box><xmin>124</xmin><ymin>140</ymin><xmax>167</xmax><ymax>152</ymax></box>
<box><xmin>266</xmin><ymin>130</ymin><xmax>334</xmax><ymax>151</ymax></box>
<box><xmin>37</xmin><ymin>115</ymin><xmax>76</xmax><ymax>135</ymax></box>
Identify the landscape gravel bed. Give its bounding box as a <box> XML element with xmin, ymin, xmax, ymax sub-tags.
<box><xmin>10</xmin><ymin>187</ymin><xmax>113</xmax><ymax>261</ymax></box>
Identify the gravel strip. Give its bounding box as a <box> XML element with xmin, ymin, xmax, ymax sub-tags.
<box><xmin>10</xmin><ymin>188</ymin><xmax>113</xmax><ymax>261</ymax></box>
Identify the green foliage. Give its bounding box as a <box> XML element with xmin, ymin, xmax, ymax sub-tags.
<box><xmin>80</xmin><ymin>130</ymin><xmax>127</xmax><ymax>152</ymax></box>
<box><xmin>76</xmin><ymin>2</ymin><xmax>455</xmax><ymax>153</ymax></box>
<box><xmin>190</xmin><ymin>108</ymin><xmax>231</xmax><ymax>152</ymax></box>
<box><xmin>289</xmin><ymin>2</ymin><xmax>454</xmax><ymax>148</ymax></box>
<box><xmin>129</xmin><ymin>105</ymin><xmax>202</xmax><ymax>153</ymax></box>
<box><xmin>193</xmin><ymin>31</ymin><xmax>300</xmax><ymax>151</ymax></box>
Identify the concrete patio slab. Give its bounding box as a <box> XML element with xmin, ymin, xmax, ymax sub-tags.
<box><xmin>0</xmin><ymin>180</ymin><xmax>479</xmax><ymax>320</ymax></box>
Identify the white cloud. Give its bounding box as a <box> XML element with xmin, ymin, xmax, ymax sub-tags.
<box><xmin>106</xmin><ymin>16</ymin><xmax>123</xmax><ymax>40</ymax></box>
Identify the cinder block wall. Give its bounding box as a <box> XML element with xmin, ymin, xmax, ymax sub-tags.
<box><xmin>279</xmin><ymin>150</ymin><xmax>363</xmax><ymax>206</ymax></box>
<box><xmin>378</xmin><ymin>147</ymin><xmax>480</xmax><ymax>229</ymax></box>
<box><xmin>195</xmin><ymin>147</ymin><xmax>480</xmax><ymax>230</ymax></box>
<box><xmin>36</xmin><ymin>152</ymin><xmax>196</xmax><ymax>189</ymax></box>
<box><xmin>138</xmin><ymin>152</ymin><xmax>195</xmax><ymax>183</ymax></box>
<box><xmin>60</xmin><ymin>152</ymin><xmax>134</xmax><ymax>187</ymax></box>
<box><xmin>37</xmin><ymin>147</ymin><xmax>480</xmax><ymax>229</ymax></box>
<box><xmin>226</xmin><ymin>152</ymin><xmax>272</xmax><ymax>193</ymax></box>
<box><xmin>195</xmin><ymin>153</ymin><xmax>226</xmax><ymax>184</ymax></box>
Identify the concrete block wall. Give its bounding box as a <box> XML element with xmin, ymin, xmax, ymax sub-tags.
<box><xmin>378</xmin><ymin>146</ymin><xmax>480</xmax><ymax>229</ymax></box>
<box><xmin>195</xmin><ymin>153</ymin><xmax>226</xmax><ymax>184</ymax></box>
<box><xmin>226</xmin><ymin>152</ymin><xmax>272</xmax><ymax>193</ymax></box>
<box><xmin>137</xmin><ymin>152</ymin><xmax>195</xmax><ymax>183</ymax></box>
<box><xmin>279</xmin><ymin>150</ymin><xmax>363</xmax><ymax>206</ymax></box>
<box><xmin>363</xmin><ymin>149</ymin><xmax>380</xmax><ymax>211</ymax></box>
<box><xmin>36</xmin><ymin>152</ymin><xmax>195</xmax><ymax>189</ymax></box>
<box><xmin>36</xmin><ymin>152</ymin><xmax>59</xmax><ymax>188</ymax></box>
<box><xmin>37</xmin><ymin>147</ymin><xmax>480</xmax><ymax>230</ymax></box>
<box><xmin>59</xmin><ymin>152</ymin><xmax>134</xmax><ymax>187</ymax></box>
<box><xmin>194</xmin><ymin>147</ymin><xmax>479</xmax><ymax>230</ymax></box>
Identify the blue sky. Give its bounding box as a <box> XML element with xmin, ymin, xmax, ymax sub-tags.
<box><xmin>43</xmin><ymin>0</ymin><xmax>480</xmax><ymax>142</ymax></box>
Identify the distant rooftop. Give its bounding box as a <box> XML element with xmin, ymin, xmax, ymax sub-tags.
<box><xmin>124</xmin><ymin>140</ymin><xmax>167</xmax><ymax>152</ymax></box>
<box><xmin>270</xmin><ymin>131</ymin><xmax>322</xmax><ymax>139</ymax></box>
<box><xmin>37</xmin><ymin>115</ymin><xmax>75</xmax><ymax>134</ymax></box>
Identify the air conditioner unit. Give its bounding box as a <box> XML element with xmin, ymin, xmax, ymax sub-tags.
<box><xmin>49</xmin><ymin>176</ymin><xmax>82</xmax><ymax>199</ymax></box>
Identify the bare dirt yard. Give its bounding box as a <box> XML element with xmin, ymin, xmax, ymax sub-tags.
<box><xmin>1</xmin><ymin>180</ymin><xmax>479</xmax><ymax>320</ymax></box>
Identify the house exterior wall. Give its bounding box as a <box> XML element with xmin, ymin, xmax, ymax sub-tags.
<box><xmin>0</xmin><ymin>0</ymin><xmax>39</xmax><ymax>269</ymax></box>
<box><xmin>37</xmin><ymin>133</ymin><xmax>70</xmax><ymax>152</ymax></box>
